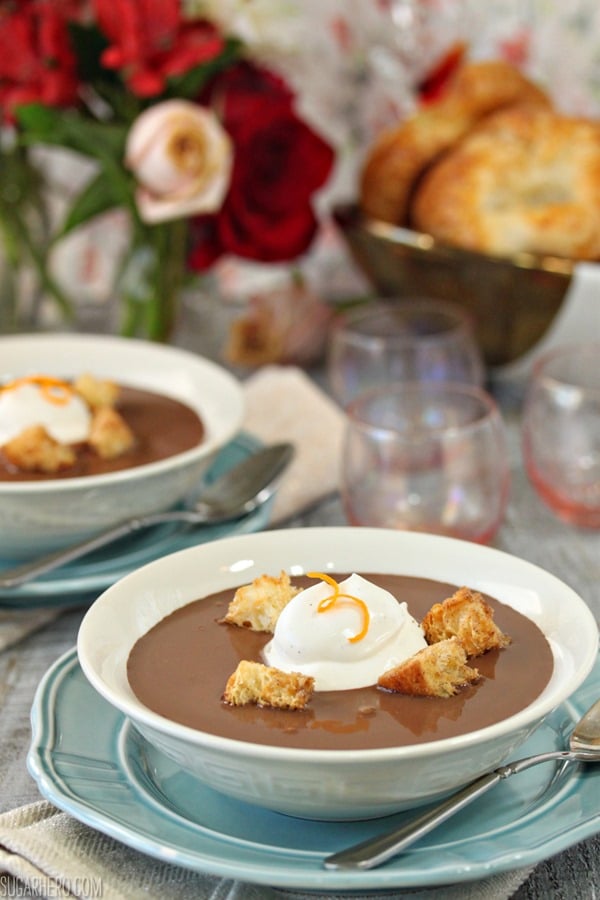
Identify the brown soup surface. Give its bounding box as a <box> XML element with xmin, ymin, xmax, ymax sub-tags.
<box><xmin>0</xmin><ymin>386</ymin><xmax>204</xmax><ymax>481</ymax></box>
<box><xmin>127</xmin><ymin>574</ymin><xmax>553</xmax><ymax>751</ymax></box>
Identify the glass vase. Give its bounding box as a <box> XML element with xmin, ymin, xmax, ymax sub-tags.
<box><xmin>118</xmin><ymin>218</ymin><xmax>189</xmax><ymax>342</ymax></box>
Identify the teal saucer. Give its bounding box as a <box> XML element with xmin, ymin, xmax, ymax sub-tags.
<box><xmin>28</xmin><ymin>649</ymin><xmax>600</xmax><ymax>892</ymax></box>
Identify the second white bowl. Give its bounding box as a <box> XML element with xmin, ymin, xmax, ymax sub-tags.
<box><xmin>0</xmin><ymin>333</ymin><xmax>244</xmax><ymax>559</ymax></box>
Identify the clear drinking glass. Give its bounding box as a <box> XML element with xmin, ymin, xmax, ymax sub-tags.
<box><xmin>341</xmin><ymin>383</ymin><xmax>510</xmax><ymax>543</ymax></box>
<box><xmin>522</xmin><ymin>343</ymin><xmax>600</xmax><ymax>528</ymax></box>
<box><xmin>327</xmin><ymin>298</ymin><xmax>485</xmax><ymax>408</ymax></box>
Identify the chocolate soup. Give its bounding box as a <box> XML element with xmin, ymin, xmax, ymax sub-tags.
<box><xmin>0</xmin><ymin>386</ymin><xmax>204</xmax><ymax>481</ymax></box>
<box><xmin>127</xmin><ymin>574</ymin><xmax>553</xmax><ymax>751</ymax></box>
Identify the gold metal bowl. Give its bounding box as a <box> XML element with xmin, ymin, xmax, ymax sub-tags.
<box><xmin>333</xmin><ymin>204</ymin><xmax>575</xmax><ymax>367</ymax></box>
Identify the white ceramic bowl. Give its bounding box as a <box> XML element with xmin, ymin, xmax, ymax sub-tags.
<box><xmin>0</xmin><ymin>334</ymin><xmax>244</xmax><ymax>559</ymax></box>
<box><xmin>77</xmin><ymin>527</ymin><xmax>599</xmax><ymax>821</ymax></box>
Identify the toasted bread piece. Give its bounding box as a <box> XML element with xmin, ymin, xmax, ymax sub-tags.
<box><xmin>378</xmin><ymin>637</ymin><xmax>479</xmax><ymax>698</ymax></box>
<box><xmin>223</xmin><ymin>660</ymin><xmax>314</xmax><ymax>710</ymax></box>
<box><xmin>2</xmin><ymin>424</ymin><xmax>76</xmax><ymax>473</ymax></box>
<box><xmin>74</xmin><ymin>373</ymin><xmax>119</xmax><ymax>410</ymax></box>
<box><xmin>422</xmin><ymin>586</ymin><xmax>511</xmax><ymax>657</ymax></box>
<box><xmin>222</xmin><ymin>570</ymin><xmax>300</xmax><ymax>633</ymax></box>
<box><xmin>87</xmin><ymin>406</ymin><xmax>135</xmax><ymax>460</ymax></box>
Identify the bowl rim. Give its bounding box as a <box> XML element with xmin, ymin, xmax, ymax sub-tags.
<box><xmin>333</xmin><ymin>202</ymin><xmax>576</xmax><ymax>278</ymax></box>
<box><xmin>0</xmin><ymin>332</ymin><xmax>244</xmax><ymax>493</ymax></box>
<box><xmin>77</xmin><ymin>527</ymin><xmax>599</xmax><ymax>763</ymax></box>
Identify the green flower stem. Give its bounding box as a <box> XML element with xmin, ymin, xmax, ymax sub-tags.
<box><xmin>0</xmin><ymin>190</ymin><xmax>73</xmax><ymax>324</ymax></box>
<box><xmin>120</xmin><ymin>217</ymin><xmax>189</xmax><ymax>342</ymax></box>
<box><xmin>0</xmin><ymin>202</ymin><xmax>22</xmax><ymax>267</ymax></box>
<box><xmin>147</xmin><ymin>218</ymin><xmax>188</xmax><ymax>341</ymax></box>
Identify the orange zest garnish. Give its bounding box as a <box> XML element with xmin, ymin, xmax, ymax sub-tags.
<box><xmin>0</xmin><ymin>375</ymin><xmax>75</xmax><ymax>406</ymax></box>
<box><xmin>307</xmin><ymin>571</ymin><xmax>370</xmax><ymax>643</ymax></box>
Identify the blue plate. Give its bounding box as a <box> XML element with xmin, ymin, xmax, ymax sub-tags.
<box><xmin>0</xmin><ymin>433</ymin><xmax>270</xmax><ymax>608</ymax></box>
<box><xmin>28</xmin><ymin>649</ymin><xmax>600</xmax><ymax>892</ymax></box>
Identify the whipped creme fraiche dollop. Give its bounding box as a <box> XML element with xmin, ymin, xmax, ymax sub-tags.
<box><xmin>0</xmin><ymin>377</ymin><xmax>92</xmax><ymax>445</ymax></box>
<box><xmin>263</xmin><ymin>573</ymin><xmax>427</xmax><ymax>691</ymax></box>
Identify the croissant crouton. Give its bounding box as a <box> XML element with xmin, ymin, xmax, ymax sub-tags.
<box><xmin>87</xmin><ymin>406</ymin><xmax>135</xmax><ymax>460</ymax></box>
<box><xmin>422</xmin><ymin>586</ymin><xmax>511</xmax><ymax>657</ymax></box>
<box><xmin>222</xmin><ymin>570</ymin><xmax>300</xmax><ymax>632</ymax></box>
<box><xmin>378</xmin><ymin>637</ymin><xmax>480</xmax><ymax>698</ymax></box>
<box><xmin>2</xmin><ymin>424</ymin><xmax>76</xmax><ymax>473</ymax></box>
<box><xmin>223</xmin><ymin>660</ymin><xmax>314</xmax><ymax>709</ymax></box>
<box><xmin>74</xmin><ymin>373</ymin><xmax>119</xmax><ymax>410</ymax></box>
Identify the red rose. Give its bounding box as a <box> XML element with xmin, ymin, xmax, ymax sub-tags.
<box><xmin>218</xmin><ymin>107</ymin><xmax>333</xmax><ymax>261</ymax></box>
<box><xmin>206</xmin><ymin>60</ymin><xmax>295</xmax><ymax>126</ymax></box>
<box><xmin>92</xmin><ymin>0</ymin><xmax>224</xmax><ymax>97</ymax></box>
<box><xmin>189</xmin><ymin>62</ymin><xmax>334</xmax><ymax>268</ymax></box>
<box><xmin>0</xmin><ymin>0</ymin><xmax>81</xmax><ymax>121</ymax></box>
<box><xmin>188</xmin><ymin>217</ymin><xmax>222</xmax><ymax>271</ymax></box>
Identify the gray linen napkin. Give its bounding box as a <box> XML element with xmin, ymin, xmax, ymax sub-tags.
<box><xmin>0</xmin><ymin>801</ymin><xmax>534</xmax><ymax>900</ymax></box>
<box><xmin>242</xmin><ymin>365</ymin><xmax>345</xmax><ymax>524</ymax></box>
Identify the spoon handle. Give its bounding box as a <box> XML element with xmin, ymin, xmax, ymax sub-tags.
<box><xmin>324</xmin><ymin>770</ymin><xmax>502</xmax><ymax>871</ymax></box>
<box><xmin>324</xmin><ymin>749</ymin><xmax>593</xmax><ymax>871</ymax></box>
<box><xmin>0</xmin><ymin>442</ymin><xmax>294</xmax><ymax>590</ymax></box>
<box><xmin>0</xmin><ymin>509</ymin><xmax>208</xmax><ymax>589</ymax></box>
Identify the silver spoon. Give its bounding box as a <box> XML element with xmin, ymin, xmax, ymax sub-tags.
<box><xmin>0</xmin><ymin>442</ymin><xmax>294</xmax><ymax>589</ymax></box>
<box><xmin>324</xmin><ymin>696</ymin><xmax>600</xmax><ymax>871</ymax></box>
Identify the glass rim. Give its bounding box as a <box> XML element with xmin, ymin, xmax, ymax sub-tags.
<box><xmin>332</xmin><ymin>298</ymin><xmax>476</xmax><ymax>346</ymax></box>
<box><xmin>345</xmin><ymin>381</ymin><xmax>501</xmax><ymax>436</ymax></box>
<box><xmin>530</xmin><ymin>342</ymin><xmax>600</xmax><ymax>391</ymax></box>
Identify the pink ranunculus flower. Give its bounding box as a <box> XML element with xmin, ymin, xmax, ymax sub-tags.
<box><xmin>224</xmin><ymin>278</ymin><xmax>335</xmax><ymax>368</ymax></box>
<box><xmin>125</xmin><ymin>99</ymin><xmax>233</xmax><ymax>224</ymax></box>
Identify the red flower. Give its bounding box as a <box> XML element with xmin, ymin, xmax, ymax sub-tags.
<box><xmin>92</xmin><ymin>0</ymin><xmax>224</xmax><ymax>97</ymax></box>
<box><xmin>189</xmin><ymin>63</ymin><xmax>334</xmax><ymax>269</ymax></box>
<box><xmin>208</xmin><ymin>61</ymin><xmax>295</xmax><ymax>126</ymax></box>
<box><xmin>187</xmin><ymin>217</ymin><xmax>222</xmax><ymax>270</ymax></box>
<box><xmin>499</xmin><ymin>30</ymin><xmax>531</xmax><ymax>68</ymax></box>
<box><xmin>418</xmin><ymin>42</ymin><xmax>466</xmax><ymax>105</ymax></box>
<box><xmin>0</xmin><ymin>0</ymin><xmax>81</xmax><ymax>122</ymax></box>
